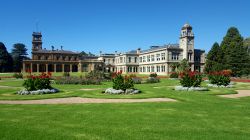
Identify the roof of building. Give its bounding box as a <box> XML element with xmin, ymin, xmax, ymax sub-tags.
<box><xmin>33</xmin><ymin>49</ymin><xmax>79</xmax><ymax>55</ymax></box>
<box><xmin>140</xmin><ymin>44</ymin><xmax>180</xmax><ymax>54</ymax></box>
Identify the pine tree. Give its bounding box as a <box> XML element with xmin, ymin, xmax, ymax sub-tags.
<box><xmin>11</xmin><ymin>43</ymin><xmax>28</xmax><ymax>72</ymax></box>
<box><xmin>220</xmin><ymin>27</ymin><xmax>250</xmax><ymax>76</ymax></box>
<box><xmin>205</xmin><ymin>42</ymin><xmax>224</xmax><ymax>73</ymax></box>
<box><xmin>0</xmin><ymin>42</ymin><xmax>13</xmax><ymax>72</ymax></box>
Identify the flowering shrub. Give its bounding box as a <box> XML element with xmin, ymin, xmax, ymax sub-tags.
<box><xmin>23</xmin><ymin>72</ymin><xmax>52</xmax><ymax>91</ymax></box>
<box><xmin>169</xmin><ymin>72</ymin><xmax>179</xmax><ymax>78</ymax></box>
<box><xmin>179</xmin><ymin>71</ymin><xmax>202</xmax><ymax>87</ymax></box>
<box><xmin>208</xmin><ymin>70</ymin><xmax>231</xmax><ymax>86</ymax></box>
<box><xmin>112</xmin><ymin>71</ymin><xmax>134</xmax><ymax>91</ymax></box>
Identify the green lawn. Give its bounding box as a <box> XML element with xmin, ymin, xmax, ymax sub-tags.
<box><xmin>0</xmin><ymin>78</ymin><xmax>250</xmax><ymax>139</ymax></box>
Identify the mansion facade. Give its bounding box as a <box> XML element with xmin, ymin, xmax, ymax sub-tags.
<box><xmin>23</xmin><ymin>24</ymin><xmax>205</xmax><ymax>75</ymax></box>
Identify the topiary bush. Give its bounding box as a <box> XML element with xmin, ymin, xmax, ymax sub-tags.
<box><xmin>112</xmin><ymin>71</ymin><xmax>134</xmax><ymax>91</ymax></box>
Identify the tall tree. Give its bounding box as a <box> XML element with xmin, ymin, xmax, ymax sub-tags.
<box><xmin>220</xmin><ymin>27</ymin><xmax>250</xmax><ymax>76</ymax></box>
<box><xmin>0</xmin><ymin>42</ymin><xmax>13</xmax><ymax>72</ymax></box>
<box><xmin>244</xmin><ymin>37</ymin><xmax>250</xmax><ymax>53</ymax></box>
<box><xmin>11</xmin><ymin>43</ymin><xmax>28</xmax><ymax>72</ymax></box>
<box><xmin>205</xmin><ymin>42</ymin><xmax>224</xmax><ymax>73</ymax></box>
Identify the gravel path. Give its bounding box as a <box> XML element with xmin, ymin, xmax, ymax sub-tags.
<box><xmin>0</xmin><ymin>97</ymin><xmax>176</xmax><ymax>104</ymax></box>
<box><xmin>219</xmin><ymin>90</ymin><xmax>250</xmax><ymax>98</ymax></box>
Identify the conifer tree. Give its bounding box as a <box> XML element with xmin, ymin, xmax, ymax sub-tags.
<box><xmin>205</xmin><ymin>42</ymin><xmax>224</xmax><ymax>73</ymax></box>
<box><xmin>220</xmin><ymin>27</ymin><xmax>250</xmax><ymax>76</ymax></box>
<box><xmin>0</xmin><ymin>42</ymin><xmax>13</xmax><ymax>72</ymax></box>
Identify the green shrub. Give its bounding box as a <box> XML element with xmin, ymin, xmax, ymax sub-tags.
<box><xmin>208</xmin><ymin>70</ymin><xmax>231</xmax><ymax>86</ymax></box>
<box><xmin>179</xmin><ymin>71</ymin><xmax>202</xmax><ymax>87</ymax></box>
<box><xmin>13</xmin><ymin>73</ymin><xmax>23</xmax><ymax>79</ymax></box>
<box><xmin>23</xmin><ymin>73</ymin><xmax>52</xmax><ymax>91</ymax></box>
<box><xmin>112</xmin><ymin>71</ymin><xmax>134</xmax><ymax>91</ymax></box>
<box><xmin>169</xmin><ymin>72</ymin><xmax>179</xmax><ymax>78</ymax></box>
<box><xmin>149</xmin><ymin>73</ymin><xmax>157</xmax><ymax>78</ymax></box>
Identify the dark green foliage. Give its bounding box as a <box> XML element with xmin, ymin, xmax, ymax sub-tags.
<box><xmin>244</xmin><ymin>37</ymin><xmax>250</xmax><ymax>48</ymax></box>
<box><xmin>220</xmin><ymin>27</ymin><xmax>250</xmax><ymax>76</ymax></box>
<box><xmin>208</xmin><ymin>70</ymin><xmax>231</xmax><ymax>86</ymax></box>
<box><xmin>149</xmin><ymin>73</ymin><xmax>157</xmax><ymax>78</ymax></box>
<box><xmin>13</xmin><ymin>73</ymin><xmax>23</xmax><ymax>79</ymax></box>
<box><xmin>112</xmin><ymin>74</ymin><xmax>134</xmax><ymax>91</ymax></box>
<box><xmin>179</xmin><ymin>71</ymin><xmax>202</xmax><ymax>87</ymax></box>
<box><xmin>205</xmin><ymin>42</ymin><xmax>224</xmax><ymax>73</ymax></box>
<box><xmin>169</xmin><ymin>72</ymin><xmax>179</xmax><ymax>78</ymax></box>
<box><xmin>11</xmin><ymin>43</ymin><xmax>29</xmax><ymax>72</ymax></box>
<box><xmin>208</xmin><ymin>75</ymin><xmax>230</xmax><ymax>86</ymax></box>
<box><xmin>0</xmin><ymin>42</ymin><xmax>13</xmax><ymax>72</ymax></box>
<box><xmin>23</xmin><ymin>73</ymin><xmax>52</xmax><ymax>91</ymax></box>
<box><xmin>79</xmin><ymin>51</ymin><xmax>96</xmax><ymax>57</ymax></box>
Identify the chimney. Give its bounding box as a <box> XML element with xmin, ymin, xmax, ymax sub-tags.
<box><xmin>137</xmin><ymin>48</ymin><xmax>141</xmax><ymax>54</ymax></box>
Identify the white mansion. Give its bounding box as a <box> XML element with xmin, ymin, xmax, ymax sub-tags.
<box><xmin>99</xmin><ymin>23</ymin><xmax>205</xmax><ymax>75</ymax></box>
<box><xmin>23</xmin><ymin>23</ymin><xmax>205</xmax><ymax>75</ymax></box>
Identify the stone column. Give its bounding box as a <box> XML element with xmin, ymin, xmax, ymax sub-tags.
<box><xmin>22</xmin><ymin>63</ymin><xmax>26</xmax><ymax>73</ymax></box>
<box><xmin>78</xmin><ymin>63</ymin><xmax>82</xmax><ymax>72</ymax></box>
<box><xmin>62</xmin><ymin>64</ymin><xmax>65</xmax><ymax>72</ymax></box>
<box><xmin>46</xmin><ymin>64</ymin><xmax>48</xmax><ymax>72</ymax></box>
<box><xmin>70</xmin><ymin>64</ymin><xmax>72</xmax><ymax>72</ymax></box>
<box><xmin>30</xmin><ymin>63</ymin><xmax>33</xmax><ymax>73</ymax></box>
<box><xmin>37</xmin><ymin>64</ymin><xmax>39</xmax><ymax>73</ymax></box>
<box><xmin>54</xmin><ymin>64</ymin><xmax>57</xmax><ymax>73</ymax></box>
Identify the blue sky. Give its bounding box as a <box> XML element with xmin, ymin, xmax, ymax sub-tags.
<box><xmin>0</xmin><ymin>0</ymin><xmax>249</xmax><ymax>56</ymax></box>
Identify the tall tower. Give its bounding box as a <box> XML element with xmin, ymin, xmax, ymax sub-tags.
<box><xmin>179</xmin><ymin>23</ymin><xmax>194</xmax><ymax>62</ymax></box>
<box><xmin>32</xmin><ymin>32</ymin><xmax>42</xmax><ymax>51</ymax></box>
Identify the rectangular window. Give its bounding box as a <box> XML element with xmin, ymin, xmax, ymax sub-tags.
<box><xmin>128</xmin><ymin>57</ymin><xmax>131</xmax><ymax>63</ymax></box>
<box><xmin>151</xmin><ymin>55</ymin><xmax>155</xmax><ymax>61</ymax></box>
<box><xmin>156</xmin><ymin>54</ymin><xmax>160</xmax><ymax>61</ymax></box>
<box><xmin>143</xmin><ymin>56</ymin><xmax>146</xmax><ymax>62</ymax></box>
<box><xmin>156</xmin><ymin>66</ymin><xmax>160</xmax><ymax>72</ymax></box>
<box><xmin>143</xmin><ymin>67</ymin><xmax>146</xmax><ymax>72</ymax></box>
<box><xmin>139</xmin><ymin>57</ymin><xmax>142</xmax><ymax>62</ymax></box>
<box><xmin>172</xmin><ymin>53</ymin><xmax>179</xmax><ymax>60</ymax></box>
<box><xmin>147</xmin><ymin>66</ymin><xmax>150</xmax><ymax>72</ymax></box>
<box><xmin>151</xmin><ymin>66</ymin><xmax>155</xmax><ymax>72</ymax></box>
<box><xmin>147</xmin><ymin>55</ymin><xmax>150</xmax><ymax>62</ymax></box>
<box><xmin>161</xmin><ymin>65</ymin><xmax>165</xmax><ymax>72</ymax></box>
<box><xmin>134</xmin><ymin>57</ymin><xmax>137</xmax><ymax>63</ymax></box>
<box><xmin>161</xmin><ymin>53</ymin><xmax>165</xmax><ymax>60</ymax></box>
